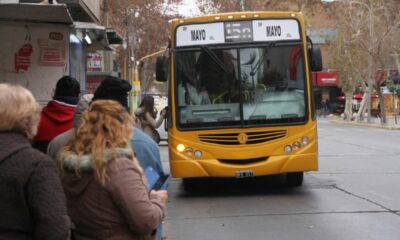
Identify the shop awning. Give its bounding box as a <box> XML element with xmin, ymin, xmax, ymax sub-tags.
<box><xmin>106</xmin><ymin>28</ymin><xmax>123</xmax><ymax>45</ymax></box>
<box><xmin>73</xmin><ymin>21</ymin><xmax>114</xmax><ymax>51</ymax></box>
<box><xmin>0</xmin><ymin>3</ymin><xmax>73</xmax><ymax>24</ymax></box>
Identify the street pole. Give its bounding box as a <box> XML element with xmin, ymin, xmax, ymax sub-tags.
<box><xmin>366</xmin><ymin>7</ymin><xmax>373</xmax><ymax>123</ymax></box>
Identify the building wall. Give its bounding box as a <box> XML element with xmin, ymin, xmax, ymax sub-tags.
<box><xmin>82</xmin><ymin>0</ymin><xmax>100</xmax><ymax>21</ymax></box>
<box><xmin>0</xmin><ymin>21</ymin><xmax>70</xmax><ymax>104</ymax></box>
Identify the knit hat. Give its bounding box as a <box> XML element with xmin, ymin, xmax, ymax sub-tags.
<box><xmin>54</xmin><ymin>76</ymin><xmax>80</xmax><ymax>98</ymax></box>
<box><xmin>92</xmin><ymin>76</ymin><xmax>132</xmax><ymax>110</ymax></box>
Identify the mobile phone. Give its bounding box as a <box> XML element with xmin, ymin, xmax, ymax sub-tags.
<box><xmin>152</xmin><ymin>174</ymin><xmax>170</xmax><ymax>190</ymax></box>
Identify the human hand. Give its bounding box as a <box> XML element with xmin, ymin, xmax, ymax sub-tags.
<box><xmin>150</xmin><ymin>190</ymin><xmax>168</xmax><ymax>203</ymax></box>
<box><xmin>161</xmin><ymin>108</ymin><xmax>167</xmax><ymax>117</ymax></box>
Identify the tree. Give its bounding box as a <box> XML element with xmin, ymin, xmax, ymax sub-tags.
<box><xmin>327</xmin><ymin>30</ymin><xmax>366</xmax><ymax>120</ymax></box>
<box><xmin>197</xmin><ymin>0</ymin><xmax>322</xmax><ymax>21</ymax></box>
<box><xmin>324</xmin><ymin>0</ymin><xmax>400</xmax><ymax>123</ymax></box>
<box><xmin>106</xmin><ymin>0</ymin><xmax>182</xmax><ymax>93</ymax></box>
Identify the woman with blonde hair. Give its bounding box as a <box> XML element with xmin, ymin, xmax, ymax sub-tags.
<box><xmin>59</xmin><ymin>100</ymin><xmax>167</xmax><ymax>240</ymax></box>
<box><xmin>0</xmin><ymin>83</ymin><xmax>70</xmax><ymax>240</ymax></box>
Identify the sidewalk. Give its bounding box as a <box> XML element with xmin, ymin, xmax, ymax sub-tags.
<box><xmin>328</xmin><ymin>115</ymin><xmax>400</xmax><ymax>130</ymax></box>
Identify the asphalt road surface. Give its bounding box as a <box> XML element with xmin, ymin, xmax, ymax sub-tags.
<box><xmin>159</xmin><ymin>118</ymin><xmax>400</xmax><ymax>240</ymax></box>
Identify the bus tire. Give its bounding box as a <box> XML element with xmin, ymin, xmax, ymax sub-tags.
<box><xmin>286</xmin><ymin>172</ymin><xmax>303</xmax><ymax>187</ymax></box>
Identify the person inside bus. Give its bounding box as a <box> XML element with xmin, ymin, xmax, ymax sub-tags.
<box><xmin>178</xmin><ymin>73</ymin><xmax>211</xmax><ymax>105</ymax></box>
<box><xmin>58</xmin><ymin>100</ymin><xmax>167</xmax><ymax>240</ymax></box>
<box><xmin>196</xmin><ymin>49</ymin><xmax>237</xmax><ymax>103</ymax></box>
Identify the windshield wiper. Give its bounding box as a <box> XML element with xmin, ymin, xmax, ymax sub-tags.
<box><xmin>250</xmin><ymin>42</ymin><xmax>276</xmax><ymax>77</ymax></box>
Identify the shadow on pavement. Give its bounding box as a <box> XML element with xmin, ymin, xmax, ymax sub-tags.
<box><xmin>175</xmin><ymin>175</ymin><xmax>308</xmax><ymax>198</ymax></box>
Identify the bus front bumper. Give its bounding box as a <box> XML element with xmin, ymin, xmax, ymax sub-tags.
<box><xmin>170</xmin><ymin>153</ymin><xmax>318</xmax><ymax>178</ymax></box>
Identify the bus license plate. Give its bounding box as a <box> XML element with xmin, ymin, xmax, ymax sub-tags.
<box><xmin>236</xmin><ymin>170</ymin><xmax>254</xmax><ymax>178</ymax></box>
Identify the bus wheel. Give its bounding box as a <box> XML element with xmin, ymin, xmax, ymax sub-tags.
<box><xmin>286</xmin><ymin>172</ymin><xmax>303</xmax><ymax>187</ymax></box>
<box><xmin>182</xmin><ymin>178</ymin><xmax>198</xmax><ymax>192</ymax></box>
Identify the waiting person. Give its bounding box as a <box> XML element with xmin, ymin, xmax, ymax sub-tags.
<box><xmin>0</xmin><ymin>83</ymin><xmax>70</xmax><ymax>240</ymax></box>
<box><xmin>46</xmin><ymin>94</ymin><xmax>93</xmax><ymax>160</ymax></box>
<box><xmin>135</xmin><ymin>95</ymin><xmax>167</xmax><ymax>143</ymax></box>
<box><xmin>92</xmin><ymin>76</ymin><xmax>165</xmax><ymax>174</ymax></box>
<box><xmin>33</xmin><ymin>76</ymin><xmax>80</xmax><ymax>153</ymax></box>
<box><xmin>58</xmin><ymin>100</ymin><xmax>167</xmax><ymax>240</ymax></box>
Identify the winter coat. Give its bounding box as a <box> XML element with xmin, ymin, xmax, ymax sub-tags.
<box><xmin>0</xmin><ymin>132</ymin><xmax>70</xmax><ymax>240</ymax></box>
<box><xmin>33</xmin><ymin>100</ymin><xmax>76</xmax><ymax>153</ymax></box>
<box><xmin>61</xmin><ymin>149</ymin><xmax>165</xmax><ymax>240</ymax></box>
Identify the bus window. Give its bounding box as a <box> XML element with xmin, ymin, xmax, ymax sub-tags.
<box><xmin>240</xmin><ymin>45</ymin><xmax>306</xmax><ymax>124</ymax></box>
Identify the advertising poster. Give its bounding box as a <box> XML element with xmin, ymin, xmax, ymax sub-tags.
<box><xmin>38</xmin><ymin>38</ymin><xmax>66</xmax><ymax>66</ymax></box>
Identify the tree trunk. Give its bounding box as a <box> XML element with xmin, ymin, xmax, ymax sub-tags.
<box><xmin>344</xmin><ymin>91</ymin><xmax>353</xmax><ymax>121</ymax></box>
<box><xmin>355</xmin><ymin>92</ymin><xmax>368</xmax><ymax>122</ymax></box>
<box><xmin>376</xmin><ymin>88</ymin><xmax>387</xmax><ymax>124</ymax></box>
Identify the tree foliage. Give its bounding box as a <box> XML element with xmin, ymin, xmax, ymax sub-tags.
<box><xmin>105</xmin><ymin>0</ymin><xmax>182</xmax><ymax>93</ymax></box>
<box><xmin>325</xmin><ymin>0</ymin><xmax>400</xmax><ymax>122</ymax></box>
<box><xmin>197</xmin><ymin>0</ymin><xmax>323</xmax><ymax>27</ymax></box>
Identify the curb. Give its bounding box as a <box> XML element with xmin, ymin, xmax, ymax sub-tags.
<box><xmin>329</xmin><ymin>118</ymin><xmax>400</xmax><ymax>130</ymax></box>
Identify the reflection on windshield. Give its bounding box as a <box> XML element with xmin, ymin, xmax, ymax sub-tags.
<box><xmin>175</xmin><ymin>45</ymin><xmax>307</xmax><ymax>129</ymax></box>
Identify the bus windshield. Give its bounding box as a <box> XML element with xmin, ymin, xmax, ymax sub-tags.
<box><xmin>175</xmin><ymin>44</ymin><xmax>307</xmax><ymax>129</ymax></box>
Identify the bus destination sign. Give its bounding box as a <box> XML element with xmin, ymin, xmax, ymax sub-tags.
<box><xmin>176</xmin><ymin>19</ymin><xmax>300</xmax><ymax>47</ymax></box>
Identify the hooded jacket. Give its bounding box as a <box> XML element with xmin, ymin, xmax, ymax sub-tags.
<box><xmin>61</xmin><ymin>149</ymin><xmax>165</xmax><ymax>240</ymax></box>
<box><xmin>33</xmin><ymin>100</ymin><xmax>77</xmax><ymax>153</ymax></box>
<box><xmin>0</xmin><ymin>132</ymin><xmax>70</xmax><ymax>240</ymax></box>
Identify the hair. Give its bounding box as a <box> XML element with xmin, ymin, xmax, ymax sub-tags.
<box><xmin>0</xmin><ymin>83</ymin><xmax>41</xmax><ymax>139</ymax></box>
<box><xmin>59</xmin><ymin>100</ymin><xmax>139</xmax><ymax>185</ymax></box>
<box><xmin>54</xmin><ymin>76</ymin><xmax>80</xmax><ymax>98</ymax></box>
<box><xmin>139</xmin><ymin>95</ymin><xmax>155</xmax><ymax>117</ymax></box>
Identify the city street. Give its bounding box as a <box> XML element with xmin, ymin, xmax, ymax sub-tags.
<box><xmin>159</xmin><ymin>119</ymin><xmax>400</xmax><ymax>240</ymax></box>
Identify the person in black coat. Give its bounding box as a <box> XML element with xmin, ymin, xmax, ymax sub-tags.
<box><xmin>0</xmin><ymin>83</ymin><xmax>70</xmax><ymax>240</ymax></box>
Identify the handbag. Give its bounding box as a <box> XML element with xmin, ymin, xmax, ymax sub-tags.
<box><xmin>152</xmin><ymin>128</ymin><xmax>161</xmax><ymax>144</ymax></box>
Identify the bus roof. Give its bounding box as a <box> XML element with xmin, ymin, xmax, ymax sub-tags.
<box><xmin>170</xmin><ymin>11</ymin><xmax>304</xmax><ymax>25</ymax></box>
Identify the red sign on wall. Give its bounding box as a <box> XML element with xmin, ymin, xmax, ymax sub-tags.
<box><xmin>15</xmin><ymin>43</ymin><xmax>33</xmax><ymax>72</ymax></box>
<box><xmin>38</xmin><ymin>39</ymin><xmax>66</xmax><ymax>66</ymax></box>
<box><xmin>312</xmin><ymin>71</ymin><xmax>340</xmax><ymax>86</ymax></box>
<box><xmin>87</xmin><ymin>52</ymin><xmax>103</xmax><ymax>72</ymax></box>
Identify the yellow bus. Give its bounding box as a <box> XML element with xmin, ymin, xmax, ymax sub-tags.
<box><xmin>156</xmin><ymin>12</ymin><xmax>323</xmax><ymax>190</ymax></box>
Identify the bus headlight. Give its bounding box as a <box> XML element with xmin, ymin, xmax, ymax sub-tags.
<box><xmin>194</xmin><ymin>150</ymin><xmax>203</xmax><ymax>159</ymax></box>
<box><xmin>177</xmin><ymin>144</ymin><xmax>185</xmax><ymax>152</ymax></box>
<box><xmin>293</xmin><ymin>141</ymin><xmax>301</xmax><ymax>150</ymax></box>
<box><xmin>301</xmin><ymin>136</ymin><xmax>310</xmax><ymax>145</ymax></box>
<box><xmin>185</xmin><ymin>147</ymin><xmax>193</xmax><ymax>156</ymax></box>
<box><xmin>284</xmin><ymin>145</ymin><xmax>293</xmax><ymax>153</ymax></box>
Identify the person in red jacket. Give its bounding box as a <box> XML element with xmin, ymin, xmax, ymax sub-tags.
<box><xmin>33</xmin><ymin>76</ymin><xmax>80</xmax><ymax>153</ymax></box>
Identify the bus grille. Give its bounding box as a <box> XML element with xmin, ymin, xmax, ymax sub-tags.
<box><xmin>218</xmin><ymin>157</ymin><xmax>269</xmax><ymax>165</ymax></box>
<box><xmin>198</xmin><ymin>130</ymin><xmax>287</xmax><ymax>145</ymax></box>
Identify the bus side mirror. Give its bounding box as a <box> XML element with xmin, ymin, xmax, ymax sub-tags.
<box><xmin>309</xmin><ymin>47</ymin><xmax>323</xmax><ymax>71</ymax></box>
<box><xmin>156</xmin><ymin>56</ymin><xmax>169</xmax><ymax>82</ymax></box>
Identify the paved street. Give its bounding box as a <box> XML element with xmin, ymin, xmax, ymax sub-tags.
<box><xmin>159</xmin><ymin>118</ymin><xmax>400</xmax><ymax>240</ymax></box>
